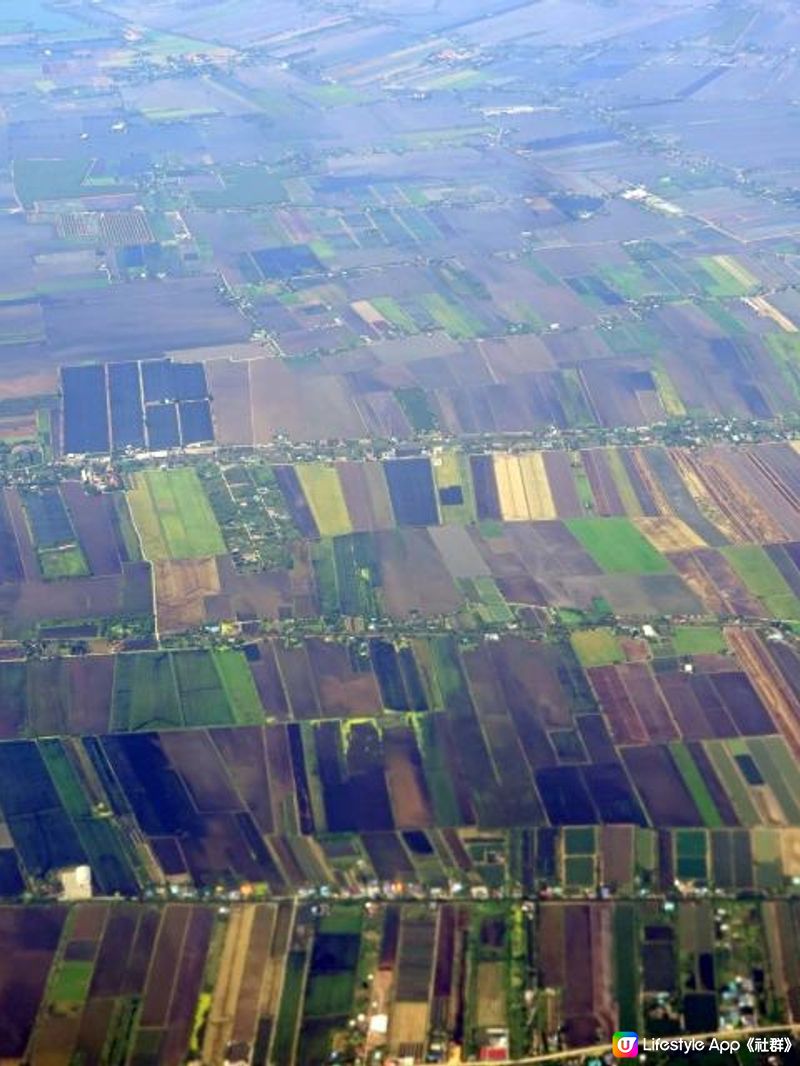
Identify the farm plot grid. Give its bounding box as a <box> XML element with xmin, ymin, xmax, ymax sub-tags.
<box><xmin>0</xmin><ymin>631</ymin><xmax>797</xmax><ymax>903</ymax></box>
<box><xmin>247</xmin><ymin>441</ymin><xmax>800</xmax><ymax>625</ymax></box>
<box><xmin>9</xmin><ymin>2</ymin><xmax>800</xmax><ymax>1062</ymax></box>
<box><xmin>61</xmin><ymin>358</ymin><xmax>213</xmax><ymax>456</ymax></box>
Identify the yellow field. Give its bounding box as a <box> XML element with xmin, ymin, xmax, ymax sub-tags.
<box><xmin>652</xmin><ymin>367</ymin><xmax>687</xmax><ymax>417</ymax></box>
<box><xmin>712</xmin><ymin>254</ymin><xmax>758</xmax><ymax>290</ymax></box>
<box><xmin>606</xmin><ymin>448</ymin><xmax>645</xmax><ymax>516</ymax></box>
<box><xmin>388</xmin><ymin>1002</ymin><xmax>430</xmax><ymax>1052</ymax></box>
<box><xmin>203</xmin><ymin>906</ymin><xmax>256</xmax><ymax>1062</ymax></box>
<box><xmin>494</xmin><ymin>453</ymin><xmax>528</xmax><ymax>520</ymax></box>
<box><xmin>744</xmin><ymin>295</ymin><xmax>798</xmax><ymax>333</ymax></box>
<box><xmin>668</xmin><ymin>450</ymin><xmax>742</xmax><ymax>543</ymax></box>
<box><xmin>433</xmin><ymin>448</ymin><xmax>462</xmax><ymax>490</ymax></box>
<box><xmin>634</xmin><ymin>516</ymin><xmax>706</xmax><ymax>553</ymax></box>
<box><xmin>475</xmin><ymin>962</ymin><xmax>507</xmax><ymax>1028</ymax></box>
<box><xmin>780</xmin><ymin>828</ymin><xmax>800</xmax><ymax>878</ymax></box>
<box><xmin>750</xmin><ymin>785</ymin><xmax>787</xmax><ymax>827</ymax></box>
<box><xmin>296</xmin><ymin>463</ymin><xmax>352</xmax><ymax>537</ymax></box>
<box><xmin>493</xmin><ymin>452</ymin><xmax>555</xmax><ymax>521</ymax></box>
<box><xmin>351</xmin><ymin>299</ymin><xmax>386</xmax><ymax>327</ymax></box>
<box><xmin>519</xmin><ymin>451</ymin><xmax>556</xmax><ymax>519</ymax></box>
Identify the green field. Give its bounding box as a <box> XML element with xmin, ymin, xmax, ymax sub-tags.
<box><xmin>50</xmin><ymin>960</ymin><xmax>93</xmax><ymax>1005</ymax></box>
<box><xmin>565</xmin><ymin>854</ymin><xmax>595</xmax><ymax>888</ymax></box>
<box><xmin>112</xmin><ymin>652</ymin><xmax>182</xmax><ymax>731</ymax></box>
<box><xmin>669</xmin><ymin>742</ymin><xmax>723</xmax><ymax>828</ymax></box>
<box><xmin>331</xmin><ymin>534</ymin><xmax>380</xmax><ymax>619</ymax></box>
<box><xmin>470</xmin><ymin>576</ymin><xmax>513</xmax><ymax>623</ymax></box>
<box><xmin>419</xmin><ymin>292</ymin><xmax>484</xmax><ymax>339</ymax></box>
<box><xmin>39</xmin><ymin>738</ymin><xmax>141</xmax><ymax>892</ymax></box>
<box><xmin>296</xmin><ymin>464</ymin><xmax>352</xmax><ymax>537</ymax></box>
<box><xmin>172</xmin><ymin>648</ymin><xmax>232</xmax><ymax>726</ymax></box>
<box><xmin>39</xmin><ymin>544</ymin><xmax>89</xmax><ymax>579</ymax></box>
<box><xmin>312</xmin><ymin>538</ymin><xmax>339</xmax><ymax>617</ymax></box>
<box><xmin>565</xmin><ymin>517</ymin><xmax>671</xmax><ymax>574</ymax></box>
<box><xmin>272</xmin><ymin>951</ymin><xmax>307</xmax><ymax>1064</ymax></box>
<box><xmin>111</xmin><ymin>648</ymin><xmax>263</xmax><ymax>729</ymax></box>
<box><xmin>371</xmin><ymin>296</ymin><xmax>417</xmax><ymax>333</ymax></box>
<box><xmin>765</xmin><ymin>334</ymin><xmax>800</xmax><ymax>403</ymax></box>
<box><xmin>213</xmin><ymin>649</ymin><xmax>264</xmax><ymax>725</ymax></box>
<box><xmin>304</xmin><ymin>971</ymin><xmax>356</xmax><ymax>1017</ymax></box>
<box><xmin>395</xmin><ymin>387</ymin><xmax>439</xmax><ymax>432</ymax></box>
<box><xmin>599</xmin><ymin>262</ymin><xmax>672</xmax><ymax>301</ymax></box>
<box><xmin>672</xmin><ymin>625</ymin><xmax>727</xmax><ymax>655</ymax></box>
<box><xmin>747</xmin><ymin>737</ymin><xmax>800</xmax><ymax>823</ymax></box>
<box><xmin>675</xmin><ymin>828</ymin><xmax>708</xmax><ymax>880</ymax></box>
<box><xmin>695</xmin><ymin>255</ymin><xmax>757</xmax><ymax>297</ymax></box>
<box><xmin>722</xmin><ymin>546</ymin><xmax>800</xmax><ymax>619</ymax></box>
<box><xmin>703</xmin><ymin>741</ymin><xmax>760</xmax><ymax>827</ymax></box>
<box><xmin>570</xmin><ymin>627</ymin><xmax>624</xmax><ymax>667</ymax></box>
<box><xmin>127</xmin><ymin>468</ymin><xmax>226</xmax><ymax>561</ymax></box>
<box><xmin>193</xmin><ymin>165</ymin><xmax>285</xmax><ymax>209</ymax></box>
<box><xmin>13</xmin><ymin>158</ymin><xmax>90</xmax><ymax>208</ymax></box>
<box><xmin>564</xmin><ymin>826</ymin><xmax>595</xmax><ymax>854</ymax></box>
<box><xmin>613</xmin><ymin>904</ymin><xmax>639</xmax><ymax>1030</ymax></box>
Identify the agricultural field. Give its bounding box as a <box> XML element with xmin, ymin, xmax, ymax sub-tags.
<box><xmin>0</xmin><ymin>631</ymin><xmax>795</xmax><ymax>901</ymax></box>
<box><xmin>5</xmin><ymin>0</ymin><xmax>800</xmax><ymax>1061</ymax></box>
<box><xmin>235</xmin><ymin>441</ymin><xmax>800</xmax><ymax>625</ymax></box>
<box><xmin>127</xmin><ymin>467</ymin><xmax>226</xmax><ymax>561</ymax></box>
<box><xmin>21</xmin><ymin>486</ymin><xmax>89</xmax><ymax>578</ymax></box>
<box><xmin>4</xmin><ymin>897</ymin><xmax>800</xmax><ymax>1063</ymax></box>
<box><xmin>62</xmin><ymin>358</ymin><xmax>213</xmax><ymax>455</ymax></box>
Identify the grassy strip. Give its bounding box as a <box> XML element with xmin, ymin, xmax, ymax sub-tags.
<box><xmin>722</xmin><ymin>545</ymin><xmax>800</xmax><ymax>619</ymax></box>
<box><xmin>213</xmin><ymin>649</ymin><xmax>265</xmax><ymax>725</ymax></box>
<box><xmin>703</xmin><ymin>740</ymin><xmax>760</xmax><ymax>827</ymax></box>
<box><xmin>669</xmin><ymin>742</ymin><xmax>723</xmax><ymax>828</ymax></box>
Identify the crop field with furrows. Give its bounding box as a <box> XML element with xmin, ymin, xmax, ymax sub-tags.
<box><xmin>126</xmin><ymin>468</ymin><xmax>226</xmax><ymax>561</ymax></box>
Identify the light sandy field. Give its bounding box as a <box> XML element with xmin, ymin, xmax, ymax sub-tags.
<box><xmin>744</xmin><ymin>295</ymin><xmax>798</xmax><ymax>332</ymax></box>
<box><xmin>712</xmin><ymin>254</ymin><xmax>759</xmax><ymax>290</ymax></box>
<box><xmin>388</xmin><ymin>1001</ymin><xmax>430</xmax><ymax>1053</ymax></box>
<box><xmin>634</xmin><ymin>515</ymin><xmax>706</xmax><ymax>552</ymax></box>
<box><xmin>494</xmin><ymin>452</ymin><xmax>556</xmax><ymax>520</ymax></box>
<box><xmin>475</xmin><ymin>962</ymin><xmax>507</xmax><ymax>1028</ymax></box>
<box><xmin>520</xmin><ymin>451</ymin><xmax>557</xmax><ymax>519</ymax></box>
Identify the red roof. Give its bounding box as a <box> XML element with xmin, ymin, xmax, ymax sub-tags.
<box><xmin>479</xmin><ymin>1049</ymin><xmax>508</xmax><ymax>1062</ymax></box>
